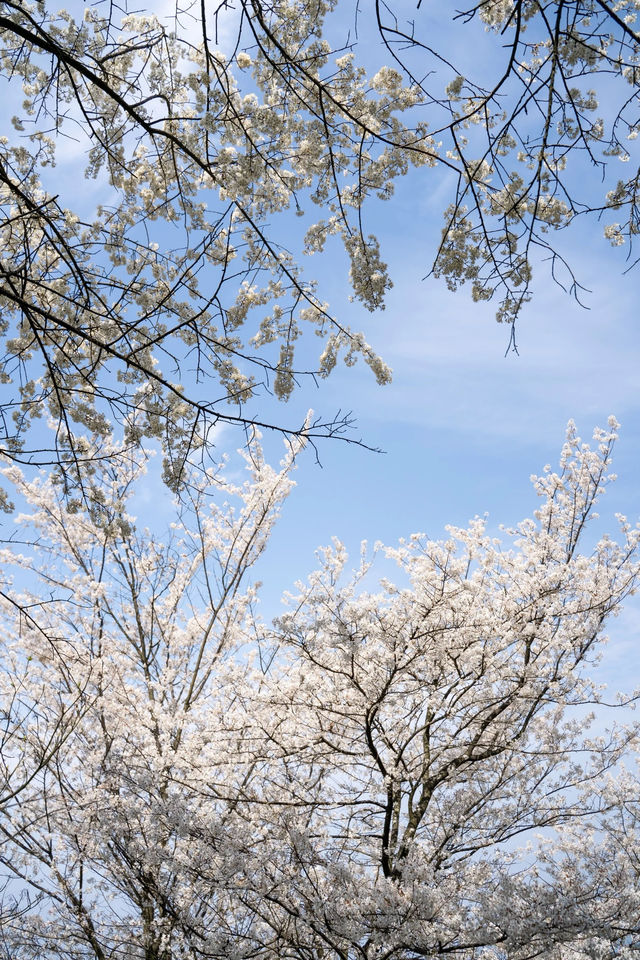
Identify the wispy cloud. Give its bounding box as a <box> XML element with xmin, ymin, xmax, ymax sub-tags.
<box><xmin>339</xmin><ymin>238</ymin><xmax>640</xmax><ymax>451</ymax></box>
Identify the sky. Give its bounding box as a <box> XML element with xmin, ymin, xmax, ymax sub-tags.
<box><xmin>212</xmin><ymin>2</ymin><xmax>640</xmax><ymax>705</ymax></box>
<box><xmin>123</xmin><ymin>141</ymin><xmax>640</xmax><ymax>700</ymax></box>
<box><xmin>246</xmin><ymin>203</ymin><xmax>640</xmax><ymax>693</ymax></box>
<box><xmin>3</xmin><ymin>0</ymin><xmax>640</xmax><ymax>699</ymax></box>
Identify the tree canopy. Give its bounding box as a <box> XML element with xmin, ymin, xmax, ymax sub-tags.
<box><xmin>1</xmin><ymin>3</ymin><xmax>639</xmax><ymax>955</ymax></box>
<box><xmin>0</xmin><ymin>0</ymin><xmax>638</xmax><ymax>477</ymax></box>
<box><xmin>0</xmin><ymin>420</ymin><xmax>639</xmax><ymax>958</ymax></box>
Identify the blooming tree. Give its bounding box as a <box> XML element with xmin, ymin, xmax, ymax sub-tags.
<box><xmin>0</xmin><ymin>429</ymin><xmax>304</xmax><ymax>956</ymax></box>
<box><xmin>0</xmin><ymin>0</ymin><xmax>429</xmax><ymax>481</ymax></box>
<box><xmin>407</xmin><ymin>0</ymin><xmax>640</xmax><ymax>332</ymax></box>
<box><xmin>0</xmin><ymin>419</ymin><xmax>639</xmax><ymax>958</ymax></box>
<box><xmin>0</xmin><ymin>1</ymin><xmax>639</xmax><ymax>475</ymax></box>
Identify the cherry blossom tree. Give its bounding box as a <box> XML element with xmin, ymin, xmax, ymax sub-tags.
<box><xmin>0</xmin><ymin>419</ymin><xmax>639</xmax><ymax>958</ymax></box>
<box><xmin>398</xmin><ymin>0</ymin><xmax>640</xmax><ymax>333</ymax></box>
<box><xmin>0</xmin><ymin>0</ymin><xmax>428</xmax><ymax>482</ymax></box>
<box><xmin>1</xmin><ymin>1</ymin><xmax>639</xmax><ymax>476</ymax></box>
<box><xmin>0</xmin><ymin>427</ymin><xmax>305</xmax><ymax>955</ymax></box>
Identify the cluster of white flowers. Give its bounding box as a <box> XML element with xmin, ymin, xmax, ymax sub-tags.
<box><xmin>604</xmin><ymin>222</ymin><xmax>625</xmax><ymax>244</ymax></box>
<box><xmin>478</xmin><ymin>0</ymin><xmax>516</xmax><ymax>28</ymax></box>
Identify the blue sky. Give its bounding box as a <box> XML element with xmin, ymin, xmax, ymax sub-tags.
<box><xmin>4</xmin><ymin>0</ymin><xmax>639</xmax><ymax>698</ymax></box>
<box><xmin>207</xmin><ymin>1</ymin><xmax>640</xmax><ymax>694</ymax></box>
<box><xmin>122</xmin><ymin>163</ymin><xmax>640</xmax><ymax>698</ymax></box>
<box><xmin>241</xmin><ymin>154</ymin><xmax>640</xmax><ymax>548</ymax></box>
<box><xmin>229</xmin><ymin>168</ymin><xmax>640</xmax><ymax>698</ymax></box>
